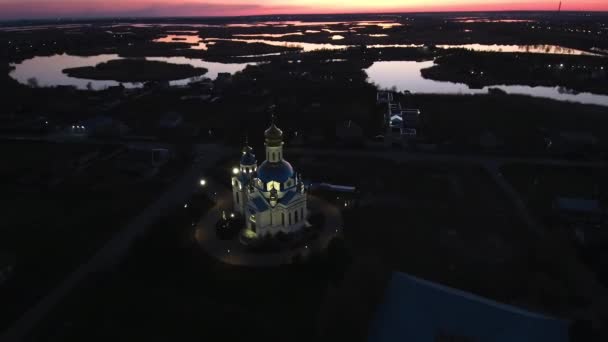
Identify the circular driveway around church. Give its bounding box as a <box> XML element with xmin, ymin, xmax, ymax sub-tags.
<box><xmin>195</xmin><ymin>180</ymin><xmax>343</xmax><ymax>267</ymax></box>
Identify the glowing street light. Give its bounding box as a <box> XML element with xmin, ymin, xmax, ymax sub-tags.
<box><xmin>184</xmin><ymin>203</ymin><xmax>189</xmax><ymax>208</ymax></box>
<box><xmin>232</xmin><ymin>167</ymin><xmax>239</xmax><ymax>175</ymax></box>
<box><xmin>200</xmin><ymin>179</ymin><xmax>207</xmax><ymax>186</ymax></box>
<box><xmin>230</xmin><ymin>213</ymin><xmax>235</xmax><ymax>218</ymax></box>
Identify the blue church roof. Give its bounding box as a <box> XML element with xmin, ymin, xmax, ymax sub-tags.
<box><xmin>369</xmin><ymin>272</ymin><xmax>569</xmax><ymax>342</ymax></box>
<box><xmin>251</xmin><ymin>196</ymin><xmax>269</xmax><ymax>211</ymax></box>
<box><xmin>279</xmin><ymin>190</ymin><xmax>297</xmax><ymax>205</ymax></box>
<box><xmin>257</xmin><ymin>160</ymin><xmax>294</xmax><ymax>185</ymax></box>
<box><xmin>241</xmin><ymin>151</ymin><xmax>257</xmax><ymax>165</ymax></box>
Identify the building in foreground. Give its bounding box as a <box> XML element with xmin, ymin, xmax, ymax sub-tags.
<box><xmin>369</xmin><ymin>272</ymin><xmax>569</xmax><ymax>342</ymax></box>
<box><xmin>231</xmin><ymin>119</ymin><xmax>308</xmax><ymax>239</ymax></box>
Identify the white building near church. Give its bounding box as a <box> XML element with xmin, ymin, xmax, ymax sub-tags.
<box><xmin>232</xmin><ymin>120</ymin><xmax>308</xmax><ymax>239</ymax></box>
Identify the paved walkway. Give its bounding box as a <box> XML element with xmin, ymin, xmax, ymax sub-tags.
<box><xmin>195</xmin><ymin>180</ymin><xmax>343</xmax><ymax>267</ymax></box>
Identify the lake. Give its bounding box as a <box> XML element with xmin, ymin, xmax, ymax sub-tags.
<box><xmin>9</xmin><ymin>54</ymin><xmax>255</xmax><ymax>90</ymax></box>
<box><xmin>10</xmin><ymin>54</ymin><xmax>608</xmax><ymax>107</ymax></box>
<box><xmin>154</xmin><ymin>33</ymin><xmax>600</xmax><ymax>56</ymax></box>
<box><xmin>365</xmin><ymin>61</ymin><xmax>608</xmax><ymax>106</ymax></box>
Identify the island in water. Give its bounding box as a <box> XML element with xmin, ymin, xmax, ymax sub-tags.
<box><xmin>63</xmin><ymin>59</ymin><xmax>208</xmax><ymax>82</ymax></box>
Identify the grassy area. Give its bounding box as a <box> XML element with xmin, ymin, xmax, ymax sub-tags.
<box><xmin>27</xmin><ymin>193</ymin><xmax>345</xmax><ymax>342</ymax></box>
<box><xmin>0</xmin><ymin>141</ymin><xmax>184</xmax><ymax>330</ymax></box>
<box><xmin>296</xmin><ymin>155</ymin><xmax>605</xmax><ymax>321</ymax></box>
<box><xmin>400</xmin><ymin>93</ymin><xmax>608</xmax><ymax>155</ymax></box>
<box><xmin>501</xmin><ymin>163</ymin><xmax>607</xmax><ymax>223</ymax></box>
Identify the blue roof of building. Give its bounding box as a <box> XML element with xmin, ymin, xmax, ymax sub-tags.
<box><xmin>237</xmin><ymin>173</ymin><xmax>252</xmax><ymax>186</ymax></box>
<box><xmin>241</xmin><ymin>151</ymin><xmax>257</xmax><ymax>165</ymax></box>
<box><xmin>251</xmin><ymin>196</ymin><xmax>269</xmax><ymax>212</ymax></box>
<box><xmin>279</xmin><ymin>190</ymin><xmax>297</xmax><ymax>205</ymax></box>
<box><xmin>556</xmin><ymin>197</ymin><xmax>601</xmax><ymax>213</ymax></box>
<box><xmin>257</xmin><ymin>160</ymin><xmax>294</xmax><ymax>185</ymax></box>
<box><xmin>369</xmin><ymin>272</ymin><xmax>569</xmax><ymax>342</ymax></box>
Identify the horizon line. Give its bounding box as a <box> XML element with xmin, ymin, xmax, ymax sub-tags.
<box><xmin>2</xmin><ymin>9</ymin><xmax>608</xmax><ymax>22</ymax></box>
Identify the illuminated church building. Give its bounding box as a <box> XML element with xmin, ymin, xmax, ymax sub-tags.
<box><xmin>232</xmin><ymin>120</ymin><xmax>308</xmax><ymax>238</ymax></box>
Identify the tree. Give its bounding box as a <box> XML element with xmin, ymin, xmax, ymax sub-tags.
<box><xmin>26</xmin><ymin>77</ymin><xmax>39</xmax><ymax>88</ymax></box>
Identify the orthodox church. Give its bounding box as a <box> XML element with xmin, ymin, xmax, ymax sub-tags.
<box><xmin>232</xmin><ymin>119</ymin><xmax>308</xmax><ymax>239</ymax></box>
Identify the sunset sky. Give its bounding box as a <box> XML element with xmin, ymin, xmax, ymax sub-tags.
<box><xmin>0</xmin><ymin>0</ymin><xmax>606</xmax><ymax>19</ymax></box>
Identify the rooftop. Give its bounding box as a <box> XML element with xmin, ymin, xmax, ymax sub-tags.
<box><xmin>555</xmin><ymin>197</ymin><xmax>602</xmax><ymax>214</ymax></box>
<box><xmin>369</xmin><ymin>272</ymin><xmax>569</xmax><ymax>342</ymax></box>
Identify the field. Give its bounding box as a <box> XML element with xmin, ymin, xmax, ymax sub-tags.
<box><xmin>26</xmin><ymin>193</ymin><xmax>342</xmax><ymax>342</ymax></box>
<box><xmin>0</xmin><ymin>141</ymin><xmax>182</xmax><ymax>330</ymax></box>
<box><xmin>298</xmin><ymin>154</ymin><xmax>605</xmax><ymax>320</ymax></box>
<box><xmin>501</xmin><ymin>163</ymin><xmax>606</xmax><ymax>222</ymax></box>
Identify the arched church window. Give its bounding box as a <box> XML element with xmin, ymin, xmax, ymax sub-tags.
<box><xmin>272</xmin><ymin>152</ymin><xmax>276</xmax><ymax>160</ymax></box>
<box><xmin>295</xmin><ymin>211</ymin><xmax>299</xmax><ymax>223</ymax></box>
<box><xmin>282</xmin><ymin>213</ymin><xmax>285</xmax><ymax>226</ymax></box>
<box><xmin>289</xmin><ymin>212</ymin><xmax>292</xmax><ymax>225</ymax></box>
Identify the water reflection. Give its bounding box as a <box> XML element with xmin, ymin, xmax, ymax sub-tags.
<box><xmin>356</xmin><ymin>22</ymin><xmax>403</xmax><ymax>29</ymax></box>
<box><xmin>107</xmin><ymin>20</ymin><xmax>402</xmax><ymax>30</ymax></box>
<box><xmin>437</xmin><ymin>44</ymin><xmax>598</xmax><ymax>56</ymax></box>
<box><xmin>454</xmin><ymin>19</ymin><xmax>536</xmax><ymax>23</ymax></box>
<box><xmin>234</xmin><ymin>32</ymin><xmax>304</xmax><ymax>38</ymax></box>
<box><xmin>150</xmin><ymin>30</ymin><xmax>598</xmax><ymax>57</ymax></box>
<box><xmin>154</xmin><ymin>34</ymin><xmax>202</xmax><ymax>44</ymax></box>
<box><xmin>154</xmin><ymin>34</ymin><xmax>207</xmax><ymax>50</ymax></box>
<box><xmin>195</xmin><ymin>36</ymin><xmax>594</xmax><ymax>56</ymax></box>
<box><xmin>365</xmin><ymin>61</ymin><xmax>608</xmax><ymax>106</ymax></box>
<box><xmin>322</xmin><ymin>29</ymin><xmax>349</xmax><ymax>33</ymax></box>
<box><xmin>227</xmin><ymin>21</ymin><xmax>400</xmax><ymax>28</ymax></box>
<box><xmin>206</xmin><ymin>38</ymin><xmax>348</xmax><ymax>52</ymax></box>
<box><xmin>9</xmin><ymin>54</ymin><xmax>254</xmax><ymax>90</ymax></box>
<box><xmin>10</xmin><ymin>53</ymin><xmax>607</xmax><ymax>106</ymax></box>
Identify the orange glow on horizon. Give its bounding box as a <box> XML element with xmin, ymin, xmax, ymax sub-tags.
<box><xmin>0</xmin><ymin>0</ymin><xmax>606</xmax><ymax>19</ymax></box>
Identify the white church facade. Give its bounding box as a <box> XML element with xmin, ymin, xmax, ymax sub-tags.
<box><xmin>231</xmin><ymin>120</ymin><xmax>308</xmax><ymax>239</ymax></box>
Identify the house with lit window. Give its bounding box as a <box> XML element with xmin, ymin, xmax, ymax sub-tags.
<box><xmin>231</xmin><ymin>119</ymin><xmax>308</xmax><ymax>240</ymax></box>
